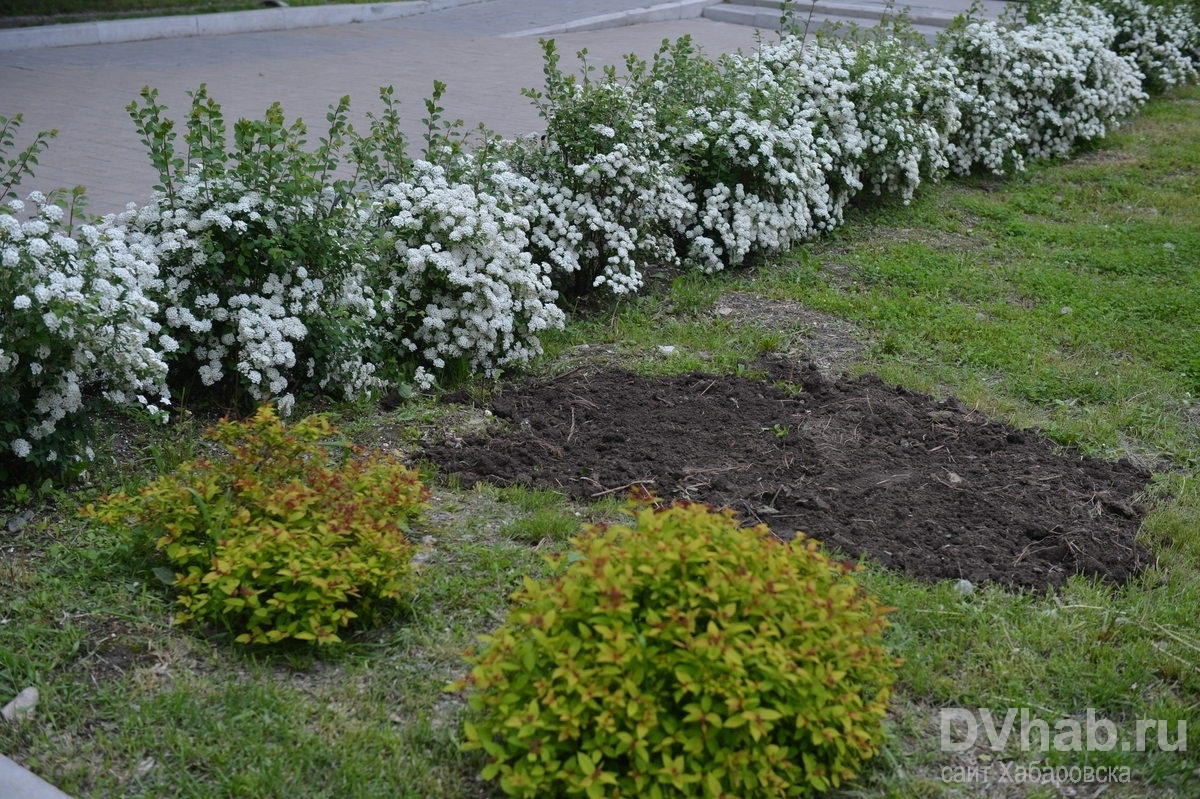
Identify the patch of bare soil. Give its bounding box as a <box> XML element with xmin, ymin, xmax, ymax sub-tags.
<box><xmin>422</xmin><ymin>358</ymin><xmax>1154</xmax><ymax>591</ymax></box>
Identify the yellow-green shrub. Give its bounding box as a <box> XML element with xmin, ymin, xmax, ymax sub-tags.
<box><xmin>454</xmin><ymin>500</ymin><xmax>897</xmax><ymax>798</ymax></box>
<box><xmin>84</xmin><ymin>405</ymin><xmax>428</xmax><ymax>644</ymax></box>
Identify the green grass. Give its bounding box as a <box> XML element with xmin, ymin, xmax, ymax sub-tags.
<box><xmin>1</xmin><ymin>87</ymin><xmax>1198</xmax><ymax>798</ymax></box>
<box><xmin>543</xmin><ymin>271</ymin><xmax>806</xmax><ymax>379</ymax></box>
<box><xmin>0</xmin><ymin>0</ymin><xmax>411</xmax><ymax>28</ymax></box>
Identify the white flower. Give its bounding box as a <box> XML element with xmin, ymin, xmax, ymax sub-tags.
<box><xmin>12</xmin><ymin>295</ymin><xmax>31</xmax><ymax>310</ymax></box>
<box><xmin>11</xmin><ymin>439</ymin><xmax>31</xmax><ymax>459</ymax></box>
<box><xmin>275</xmin><ymin>393</ymin><xmax>296</xmax><ymax>417</ymax></box>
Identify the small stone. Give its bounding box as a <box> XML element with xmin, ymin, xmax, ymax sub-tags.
<box><xmin>657</xmin><ymin>345</ymin><xmax>677</xmax><ymax>356</ymax></box>
<box><xmin>5</xmin><ymin>509</ymin><xmax>34</xmax><ymax>533</ymax></box>
<box><xmin>1</xmin><ymin>686</ymin><xmax>38</xmax><ymax>722</ymax></box>
<box><xmin>801</xmin><ymin>496</ymin><xmax>831</xmax><ymax>512</ymax></box>
<box><xmin>412</xmin><ymin>535</ymin><xmax>438</xmax><ymax>567</ymax></box>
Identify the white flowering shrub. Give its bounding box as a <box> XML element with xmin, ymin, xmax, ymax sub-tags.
<box><xmin>512</xmin><ymin>40</ymin><xmax>693</xmax><ymax>296</ymax></box>
<box><xmin>834</xmin><ymin>32</ymin><xmax>963</xmax><ymax>201</ymax></box>
<box><xmin>669</xmin><ymin>48</ymin><xmax>835</xmax><ymax>271</ymax></box>
<box><xmin>750</xmin><ymin>36</ymin><xmax>866</xmax><ymax>222</ymax></box>
<box><xmin>0</xmin><ymin>193</ymin><xmax>169</xmax><ymax>483</ymax></box>
<box><xmin>124</xmin><ymin>86</ymin><xmax>383</xmax><ymax>413</ymax></box>
<box><xmin>118</xmin><ymin>174</ymin><xmax>381</xmax><ymax>416</ymax></box>
<box><xmin>627</xmin><ymin>29</ymin><xmax>956</xmax><ymax>273</ymax></box>
<box><xmin>1087</xmin><ymin>0</ymin><xmax>1200</xmax><ymax>93</ymax></box>
<box><xmin>751</xmin><ymin>29</ymin><xmax>963</xmax><ymax>212</ymax></box>
<box><xmin>940</xmin><ymin>2</ymin><xmax>1147</xmax><ymax>174</ymax></box>
<box><xmin>369</xmin><ymin>159</ymin><xmax>565</xmax><ymax>387</ymax></box>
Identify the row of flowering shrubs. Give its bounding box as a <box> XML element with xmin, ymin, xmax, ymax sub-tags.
<box><xmin>1</xmin><ymin>0</ymin><xmax>1197</xmax><ymax>484</ymax></box>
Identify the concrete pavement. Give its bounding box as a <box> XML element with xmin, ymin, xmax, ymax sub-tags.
<box><xmin>0</xmin><ymin>0</ymin><xmax>765</xmax><ymax>215</ymax></box>
<box><xmin>0</xmin><ymin>0</ymin><xmax>1000</xmax><ymax>216</ymax></box>
<box><xmin>0</xmin><ymin>753</ymin><xmax>75</xmax><ymax>799</ymax></box>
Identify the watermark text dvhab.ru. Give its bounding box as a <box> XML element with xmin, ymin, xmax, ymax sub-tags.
<box><xmin>940</xmin><ymin>707</ymin><xmax>1187</xmax><ymax>754</ymax></box>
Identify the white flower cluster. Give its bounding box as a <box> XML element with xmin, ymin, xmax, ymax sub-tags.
<box><xmin>508</xmin><ymin>83</ymin><xmax>692</xmax><ymax>295</ymax></box>
<box><xmin>941</xmin><ymin>1</ymin><xmax>1147</xmax><ymax>174</ymax></box>
<box><xmin>754</xmin><ymin>33</ymin><xmax>962</xmax><ymax>208</ymax></box>
<box><xmin>1097</xmin><ymin>0</ymin><xmax>1200</xmax><ymax>93</ymax></box>
<box><xmin>119</xmin><ymin>171</ymin><xmax>381</xmax><ymax>413</ymax></box>
<box><xmin>841</xmin><ymin>38</ymin><xmax>963</xmax><ymax>201</ymax></box>
<box><xmin>676</xmin><ymin>58</ymin><xmax>833</xmax><ymax>271</ymax></box>
<box><xmin>371</xmin><ymin>160</ymin><xmax>565</xmax><ymax>384</ymax></box>
<box><xmin>680</xmin><ymin>90</ymin><xmax>832</xmax><ymax>271</ymax></box>
<box><xmin>670</xmin><ymin>31</ymin><xmax>962</xmax><ymax>272</ymax></box>
<box><xmin>0</xmin><ymin>193</ymin><xmax>168</xmax><ymax>473</ymax></box>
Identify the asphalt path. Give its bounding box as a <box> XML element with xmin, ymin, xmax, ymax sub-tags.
<box><xmin>1</xmin><ymin>1</ymin><xmax>766</xmax><ymax>214</ymax></box>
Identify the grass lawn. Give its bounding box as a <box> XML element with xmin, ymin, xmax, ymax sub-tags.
<box><xmin>0</xmin><ymin>80</ymin><xmax>1197</xmax><ymax>798</ymax></box>
<box><xmin>0</xmin><ymin>0</ymin><xmax>411</xmax><ymax>28</ymax></box>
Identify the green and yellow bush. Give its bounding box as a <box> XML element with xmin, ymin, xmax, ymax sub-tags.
<box><xmin>84</xmin><ymin>405</ymin><xmax>428</xmax><ymax>644</ymax></box>
<box><xmin>454</xmin><ymin>499</ymin><xmax>898</xmax><ymax>798</ymax></box>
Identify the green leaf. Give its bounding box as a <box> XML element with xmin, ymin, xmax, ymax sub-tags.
<box><xmin>152</xmin><ymin>566</ymin><xmax>177</xmax><ymax>586</ymax></box>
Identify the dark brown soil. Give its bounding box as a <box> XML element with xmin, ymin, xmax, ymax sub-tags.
<box><xmin>422</xmin><ymin>359</ymin><xmax>1155</xmax><ymax>591</ymax></box>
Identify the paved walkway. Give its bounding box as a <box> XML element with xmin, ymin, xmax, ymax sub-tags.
<box><xmin>0</xmin><ymin>0</ymin><xmax>764</xmax><ymax>214</ymax></box>
<box><xmin>0</xmin><ymin>0</ymin><xmax>998</xmax><ymax>216</ymax></box>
